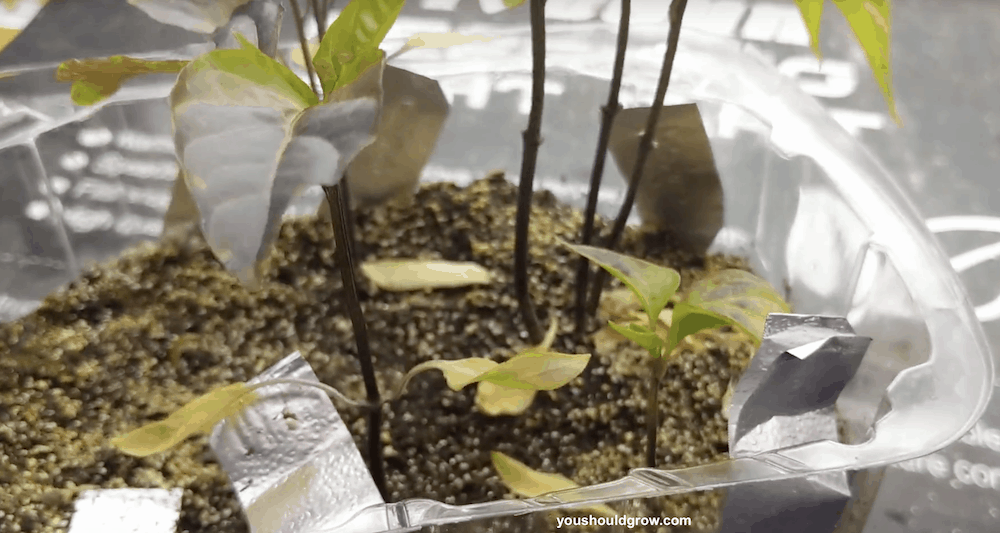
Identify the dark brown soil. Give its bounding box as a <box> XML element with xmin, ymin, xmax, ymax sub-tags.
<box><xmin>0</xmin><ymin>174</ymin><xmax>756</xmax><ymax>533</ymax></box>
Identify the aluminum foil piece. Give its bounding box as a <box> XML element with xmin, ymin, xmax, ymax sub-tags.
<box><xmin>720</xmin><ymin>314</ymin><xmax>871</xmax><ymax>533</ymax></box>
<box><xmin>67</xmin><ymin>488</ymin><xmax>183</xmax><ymax>533</ymax></box>
<box><xmin>208</xmin><ymin>351</ymin><xmax>385</xmax><ymax>533</ymax></box>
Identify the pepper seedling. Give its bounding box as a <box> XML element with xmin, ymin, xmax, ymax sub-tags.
<box><xmin>563</xmin><ymin>241</ymin><xmax>789</xmax><ymax>467</ymax></box>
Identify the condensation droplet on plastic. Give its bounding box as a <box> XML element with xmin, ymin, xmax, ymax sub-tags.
<box><xmin>50</xmin><ymin>176</ymin><xmax>72</xmax><ymax>195</ymax></box>
<box><xmin>990</xmin><ymin>507</ymin><xmax>1000</xmax><ymax>519</ymax></box>
<box><xmin>77</xmin><ymin>127</ymin><xmax>114</xmax><ymax>148</ymax></box>
<box><xmin>59</xmin><ymin>150</ymin><xmax>89</xmax><ymax>172</ymax></box>
<box><xmin>24</xmin><ymin>200</ymin><xmax>50</xmax><ymax>221</ymax></box>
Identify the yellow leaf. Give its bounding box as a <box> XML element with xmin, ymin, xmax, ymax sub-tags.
<box><xmin>361</xmin><ymin>259</ymin><xmax>493</xmax><ymax>291</ymax></box>
<box><xmin>111</xmin><ymin>382</ymin><xmax>257</xmax><ymax>457</ymax></box>
<box><xmin>793</xmin><ymin>0</ymin><xmax>825</xmax><ymax>59</ymax></box>
<box><xmin>56</xmin><ymin>56</ymin><xmax>189</xmax><ymax>106</ymax></box>
<box><xmin>491</xmin><ymin>451</ymin><xmax>617</xmax><ymax>517</ymax></box>
<box><xmin>0</xmin><ymin>27</ymin><xmax>17</xmax><ymax>53</ymax></box>
<box><xmin>833</xmin><ymin>0</ymin><xmax>898</xmax><ymax>124</ymax></box>
<box><xmin>475</xmin><ymin>350</ymin><xmax>590</xmax><ymax>391</ymax></box>
<box><xmin>398</xmin><ymin>358</ymin><xmax>499</xmax><ymax>392</ymax></box>
<box><xmin>475</xmin><ymin>382</ymin><xmax>536</xmax><ymax>416</ymax></box>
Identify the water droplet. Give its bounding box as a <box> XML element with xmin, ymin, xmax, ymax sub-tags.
<box><xmin>77</xmin><ymin>127</ymin><xmax>113</xmax><ymax>148</ymax></box>
<box><xmin>59</xmin><ymin>150</ymin><xmax>89</xmax><ymax>172</ymax></box>
<box><xmin>50</xmin><ymin>176</ymin><xmax>72</xmax><ymax>195</ymax></box>
<box><xmin>927</xmin><ymin>492</ymin><xmax>937</xmax><ymax>501</ymax></box>
<box><xmin>990</xmin><ymin>507</ymin><xmax>1000</xmax><ymax>519</ymax></box>
<box><xmin>24</xmin><ymin>200</ymin><xmax>50</xmax><ymax>220</ymax></box>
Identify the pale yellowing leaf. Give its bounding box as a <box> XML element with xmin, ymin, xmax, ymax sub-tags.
<box><xmin>476</xmin><ymin>351</ymin><xmax>590</xmax><ymax>391</ymax></box>
<box><xmin>112</xmin><ymin>382</ymin><xmax>257</xmax><ymax>457</ymax></box>
<box><xmin>361</xmin><ymin>259</ymin><xmax>493</xmax><ymax>291</ymax></box>
<box><xmin>398</xmin><ymin>358</ymin><xmax>499</xmax><ymax>393</ymax></box>
<box><xmin>475</xmin><ymin>382</ymin><xmax>537</xmax><ymax>416</ymax></box>
<box><xmin>491</xmin><ymin>451</ymin><xmax>616</xmax><ymax>517</ymax></box>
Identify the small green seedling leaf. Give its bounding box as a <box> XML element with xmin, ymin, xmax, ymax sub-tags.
<box><xmin>475</xmin><ymin>382</ymin><xmax>537</xmax><ymax>416</ymax></box>
<box><xmin>112</xmin><ymin>382</ymin><xmax>257</xmax><ymax>457</ymax></box>
<box><xmin>171</xmin><ymin>34</ymin><xmax>382</xmax><ymax>285</ymax></box>
<box><xmin>56</xmin><ymin>56</ymin><xmax>189</xmax><ymax>106</ymax></box>
<box><xmin>312</xmin><ymin>0</ymin><xmax>406</xmax><ymax>95</ymax></box>
<box><xmin>361</xmin><ymin>259</ymin><xmax>492</xmax><ymax>291</ymax></box>
<box><xmin>476</xmin><ymin>350</ymin><xmax>590</xmax><ymax>391</ymax></box>
<box><xmin>502</xmin><ymin>0</ymin><xmax>526</xmax><ymax>7</ymax></box>
<box><xmin>607</xmin><ymin>321</ymin><xmax>663</xmax><ymax>356</ymax></box>
<box><xmin>563</xmin><ymin>242</ymin><xmax>681</xmax><ymax>326</ymax></box>
<box><xmin>491</xmin><ymin>451</ymin><xmax>617</xmax><ymax>517</ymax></box>
<box><xmin>667</xmin><ymin>269</ymin><xmax>790</xmax><ymax>354</ymax></box>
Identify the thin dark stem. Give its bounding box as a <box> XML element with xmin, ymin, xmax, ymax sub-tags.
<box><xmin>587</xmin><ymin>0</ymin><xmax>689</xmax><ymax>315</ymax></box>
<box><xmin>288</xmin><ymin>0</ymin><xmax>320</xmax><ymax>95</ymax></box>
<box><xmin>324</xmin><ymin>185</ymin><xmax>386</xmax><ymax>500</ymax></box>
<box><xmin>513</xmin><ymin>0</ymin><xmax>547</xmax><ymax>345</ymax></box>
<box><xmin>290</xmin><ymin>0</ymin><xmax>386</xmax><ymax>500</ymax></box>
<box><xmin>573</xmin><ymin>0</ymin><xmax>631</xmax><ymax>334</ymax></box>
<box><xmin>310</xmin><ymin>0</ymin><xmax>327</xmax><ymax>41</ymax></box>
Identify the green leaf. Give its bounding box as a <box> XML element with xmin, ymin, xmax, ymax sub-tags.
<box><xmin>475</xmin><ymin>382</ymin><xmax>537</xmax><ymax>416</ymax></box>
<box><xmin>184</xmin><ymin>33</ymin><xmax>317</xmax><ymax>108</ymax></box>
<box><xmin>667</xmin><ymin>269</ymin><xmax>790</xmax><ymax>354</ymax></box>
<box><xmin>563</xmin><ymin>242</ymin><xmax>681</xmax><ymax>326</ymax></box>
<box><xmin>502</xmin><ymin>0</ymin><xmax>527</xmax><ymax>8</ymax></box>
<box><xmin>491</xmin><ymin>451</ymin><xmax>617</xmax><ymax>517</ymax></box>
<box><xmin>794</xmin><ymin>0</ymin><xmax>825</xmax><ymax>59</ymax></box>
<box><xmin>170</xmin><ymin>37</ymin><xmax>382</xmax><ymax>286</ymax></box>
<box><xmin>398</xmin><ymin>358</ymin><xmax>500</xmax><ymax>392</ymax></box>
<box><xmin>112</xmin><ymin>383</ymin><xmax>257</xmax><ymax>457</ymax></box>
<box><xmin>475</xmin><ymin>350</ymin><xmax>590</xmax><ymax>391</ymax></box>
<box><xmin>832</xmin><ymin>0</ymin><xmax>898</xmax><ymax>123</ymax></box>
<box><xmin>607</xmin><ymin>321</ymin><xmax>663</xmax><ymax>356</ymax></box>
<box><xmin>55</xmin><ymin>56</ymin><xmax>189</xmax><ymax>106</ymax></box>
<box><xmin>313</xmin><ymin>0</ymin><xmax>406</xmax><ymax>95</ymax></box>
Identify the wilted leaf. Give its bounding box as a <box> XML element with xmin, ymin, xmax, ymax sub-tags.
<box><xmin>312</xmin><ymin>0</ymin><xmax>405</xmax><ymax>95</ymax></box>
<box><xmin>609</xmin><ymin>104</ymin><xmax>724</xmax><ymax>255</ymax></box>
<box><xmin>361</xmin><ymin>259</ymin><xmax>492</xmax><ymax>291</ymax></box>
<box><xmin>128</xmin><ymin>0</ymin><xmax>252</xmax><ymax>33</ymax></box>
<box><xmin>475</xmin><ymin>381</ymin><xmax>537</xmax><ymax>416</ymax></box>
<box><xmin>667</xmin><ymin>269</ymin><xmax>789</xmax><ymax>354</ymax></box>
<box><xmin>398</xmin><ymin>358</ymin><xmax>499</xmax><ymax>393</ymax></box>
<box><xmin>607</xmin><ymin>321</ymin><xmax>663</xmax><ymax>356</ymax></box>
<box><xmin>491</xmin><ymin>451</ymin><xmax>616</xmax><ymax>517</ymax></box>
<box><xmin>563</xmin><ymin>242</ymin><xmax>680</xmax><ymax>326</ymax></box>
<box><xmin>55</xmin><ymin>56</ymin><xmax>189</xmax><ymax>106</ymax></box>
<box><xmin>475</xmin><ymin>350</ymin><xmax>590</xmax><ymax>391</ymax></box>
<box><xmin>112</xmin><ymin>383</ymin><xmax>257</xmax><ymax>457</ymax></box>
<box><xmin>170</xmin><ymin>34</ymin><xmax>381</xmax><ymax>286</ymax></box>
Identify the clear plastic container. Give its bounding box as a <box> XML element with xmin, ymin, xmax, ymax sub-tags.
<box><xmin>0</xmin><ymin>6</ymin><xmax>993</xmax><ymax>532</ymax></box>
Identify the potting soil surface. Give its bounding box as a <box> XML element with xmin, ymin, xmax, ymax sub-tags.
<box><xmin>0</xmin><ymin>174</ymin><xmax>757</xmax><ymax>533</ymax></box>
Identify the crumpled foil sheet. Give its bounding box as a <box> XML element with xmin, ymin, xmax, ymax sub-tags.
<box><xmin>720</xmin><ymin>314</ymin><xmax>872</xmax><ymax>533</ymax></box>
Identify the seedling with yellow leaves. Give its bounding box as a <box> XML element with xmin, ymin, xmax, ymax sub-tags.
<box><xmin>563</xmin><ymin>242</ymin><xmax>789</xmax><ymax>467</ymax></box>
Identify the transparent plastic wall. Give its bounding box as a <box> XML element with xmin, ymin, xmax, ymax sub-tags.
<box><xmin>0</xmin><ymin>9</ymin><xmax>992</xmax><ymax>533</ymax></box>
